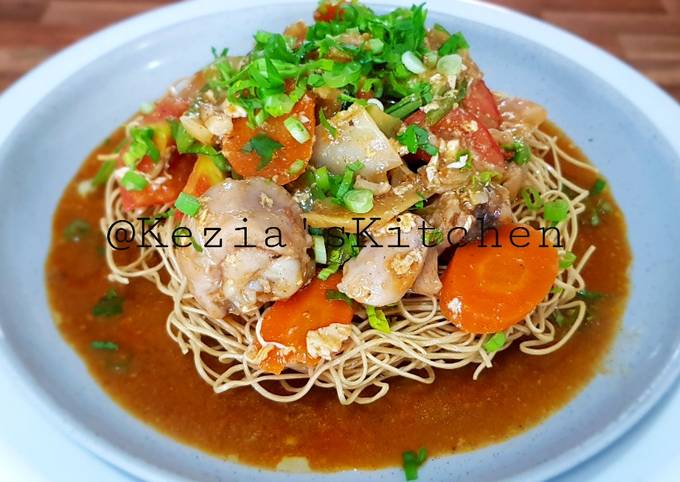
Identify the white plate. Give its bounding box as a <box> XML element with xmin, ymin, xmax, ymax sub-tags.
<box><xmin>0</xmin><ymin>1</ymin><xmax>679</xmax><ymax>481</ymax></box>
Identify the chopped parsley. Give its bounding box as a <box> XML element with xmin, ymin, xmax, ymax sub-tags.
<box><xmin>397</xmin><ymin>125</ymin><xmax>438</xmax><ymax>156</ymax></box>
<box><xmin>123</xmin><ymin>126</ymin><xmax>159</xmax><ymax>167</ymax></box>
<box><xmin>241</xmin><ymin>133</ymin><xmax>283</xmax><ymax>170</ymax></box>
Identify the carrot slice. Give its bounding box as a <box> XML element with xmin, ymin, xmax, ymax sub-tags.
<box><xmin>222</xmin><ymin>95</ymin><xmax>316</xmax><ymax>185</ymax></box>
<box><xmin>258</xmin><ymin>273</ymin><xmax>353</xmax><ymax>374</ymax></box>
<box><xmin>440</xmin><ymin>223</ymin><xmax>559</xmax><ymax>334</ymax></box>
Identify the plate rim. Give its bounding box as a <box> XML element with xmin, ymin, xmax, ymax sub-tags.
<box><xmin>0</xmin><ymin>1</ymin><xmax>679</xmax><ymax>481</ymax></box>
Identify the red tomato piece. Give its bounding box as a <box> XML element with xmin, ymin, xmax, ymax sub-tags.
<box><xmin>119</xmin><ymin>153</ymin><xmax>195</xmax><ymax>211</ymax></box>
<box><xmin>462</xmin><ymin>79</ymin><xmax>502</xmax><ymax>130</ymax></box>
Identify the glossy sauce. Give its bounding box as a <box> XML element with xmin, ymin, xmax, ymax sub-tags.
<box><xmin>45</xmin><ymin>124</ymin><xmax>630</xmax><ymax>470</ymax></box>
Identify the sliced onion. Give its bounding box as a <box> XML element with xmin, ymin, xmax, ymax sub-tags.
<box><xmin>180</xmin><ymin>115</ymin><xmax>213</xmax><ymax>145</ymax></box>
<box><xmin>437</xmin><ymin>54</ymin><xmax>463</xmax><ymax>76</ymax></box>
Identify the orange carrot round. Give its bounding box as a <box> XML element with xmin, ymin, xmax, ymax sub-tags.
<box><xmin>223</xmin><ymin>95</ymin><xmax>316</xmax><ymax>185</ymax></box>
<box><xmin>258</xmin><ymin>273</ymin><xmax>353</xmax><ymax>374</ymax></box>
<box><xmin>440</xmin><ymin>223</ymin><xmax>559</xmax><ymax>334</ymax></box>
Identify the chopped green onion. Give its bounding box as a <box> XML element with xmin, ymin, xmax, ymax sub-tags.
<box><xmin>402</xmin><ymin>448</ymin><xmax>428</xmax><ymax>481</ymax></box>
<box><xmin>264</xmin><ymin>93</ymin><xmax>295</xmax><ymax>117</ymax></box>
<box><xmin>120</xmin><ymin>170</ymin><xmax>149</xmax><ymax>191</ymax></box>
<box><xmin>366</xmin><ymin>305</ymin><xmax>390</xmax><ymax>333</ymax></box>
<box><xmin>92</xmin><ymin>159</ymin><xmax>116</xmax><ymax>187</ymax></box>
<box><xmin>401</xmin><ymin>51</ymin><xmax>426</xmax><ymax>74</ymax></box>
<box><xmin>63</xmin><ymin>219</ymin><xmax>90</xmax><ymax>242</ymax></box>
<box><xmin>590</xmin><ymin>178</ymin><xmax>607</xmax><ymax>195</ymax></box>
<box><xmin>385</xmin><ymin>93</ymin><xmax>422</xmax><ymax>119</ymax></box>
<box><xmin>521</xmin><ymin>187</ymin><xmax>543</xmax><ymax>211</ymax></box>
<box><xmin>502</xmin><ymin>140</ymin><xmax>531</xmax><ymax>165</ymax></box>
<box><xmin>325</xmin><ymin>289</ymin><xmax>353</xmax><ymax>305</ymax></box>
<box><xmin>92</xmin><ymin>289</ymin><xmax>123</xmax><ymax>317</ymax></box>
<box><xmin>315</xmin><ymin>166</ymin><xmax>331</xmax><ymax>191</ymax></box>
<box><xmin>318</xmin><ymin>263</ymin><xmax>340</xmax><ymax>280</ymax></box>
<box><xmin>367</xmin><ymin>38</ymin><xmax>384</xmax><ymax>53</ymax></box>
<box><xmin>318</xmin><ymin>109</ymin><xmax>337</xmax><ymax>138</ymax></box>
<box><xmin>577</xmin><ymin>289</ymin><xmax>604</xmax><ymax>301</ymax></box>
<box><xmin>312</xmin><ymin>235</ymin><xmax>327</xmax><ymax>264</ymax></box>
<box><xmin>283</xmin><ymin>116</ymin><xmax>311</xmax><ymax>144</ymax></box>
<box><xmin>174</xmin><ymin>226</ymin><xmax>203</xmax><ymax>252</ymax></box>
<box><xmin>424</xmin><ymin>228</ymin><xmax>444</xmax><ymax>246</ymax></box>
<box><xmin>436</xmin><ymin>54</ymin><xmax>463</xmax><ymax>76</ymax></box>
<box><xmin>559</xmin><ymin>251</ymin><xmax>577</xmax><ymax>269</ymax></box>
<box><xmin>288</xmin><ymin>159</ymin><xmax>305</xmax><ymax>175</ymax></box>
<box><xmin>174</xmin><ymin>192</ymin><xmax>201</xmax><ymax>217</ymax></box>
<box><xmin>543</xmin><ymin>199</ymin><xmax>569</xmax><ymax>224</ymax></box>
<box><xmin>343</xmin><ymin>189</ymin><xmax>374</xmax><ymax>214</ymax></box>
<box><xmin>483</xmin><ymin>332</ymin><xmax>506</xmax><ymax>353</ymax></box>
<box><xmin>241</xmin><ymin>133</ymin><xmax>283</xmax><ymax>170</ymax></box>
<box><xmin>91</xmin><ymin>341</ymin><xmax>119</xmax><ymax>351</ymax></box>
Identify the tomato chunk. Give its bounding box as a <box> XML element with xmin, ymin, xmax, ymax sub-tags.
<box><xmin>462</xmin><ymin>79</ymin><xmax>501</xmax><ymax>130</ymax></box>
<box><xmin>405</xmin><ymin>107</ymin><xmax>505</xmax><ymax>169</ymax></box>
<box><xmin>119</xmin><ymin>153</ymin><xmax>195</xmax><ymax>211</ymax></box>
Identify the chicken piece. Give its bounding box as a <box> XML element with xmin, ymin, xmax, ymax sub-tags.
<box><xmin>411</xmin><ymin>248</ymin><xmax>442</xmax><ymax>296</ymax></box>
<box><xmin>422</xmin><ymin>185</ymin><xmax>513</xmax><ymax>250</ymax></box>
<box><xmin>312</xmin><ymin>104</ymin><xmax>403</xmax><ymax>183</ymax></box>
<box><xmin>176</xmin><ymin>178</ymin><xmax>314</xmax><ymax>318</ymax></box>
<box><xmin>337</xmin><ymin>213</ymin><xmax>435</xmax><ymax>306</ymax></box>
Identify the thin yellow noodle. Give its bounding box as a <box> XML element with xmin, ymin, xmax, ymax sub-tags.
<box><xmin>101</xmin><ymin>124</ymin><xmax>595</xmax><ymax>405</ymax></box>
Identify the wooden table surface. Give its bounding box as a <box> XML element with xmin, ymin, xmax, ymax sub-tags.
<box><xmin>0</xmin><ymin>0</ymin><xmax>679</xmax><ymax>101</ymax></box>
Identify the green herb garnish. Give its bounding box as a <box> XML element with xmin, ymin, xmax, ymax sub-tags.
<box><xmin>402</xmin><ymin>447</ymin><xmax>428</xmax><ymax>481</ymax></box>
<box><xmin>366</xmin><ymin>305</ymin><xmax>390</xmax><ymax>333</ymax></box>
<box><xmin>483</xmin><ymin>332</ymin><xmax>506</xmax><ymax>353</ymax></box>
<box><xmin>120</xmin><ymin>170</ymin><xmax>149</xmax><ymax>191</ymax></box>
<box><xmin>397</xmin><ymin>125</ymin><xmax>438</xmax><ymax>156</ymax></box>
<box><xmin>91</xmin><ymin>341</ymin><xmax>119</xmax><ymax>351</ymax></box>
<box><xmin>64</xmin><ymin>219</ymin><xmax>91</xmax><ymax>242</ymax></box>
<box><xmin>123</xmin><ymin>126</ymin><xmax>159</xmax><ymax>167</ymax></box>
<box><xmin>559</xmin><ymin>251</ymin><xmax>577</xmax><ymax>269</ymax></box>
<box><xmin>502</xmin><ymin>140</ymin><xmax>531</xmax><ymax>165</ymax></box>
<box><xmin>543</xmin><ymin>199</ymin><xmax>569</xmax><ymax>224</ymax></box>
<box><xmin>174</xmin><ymin>192</ymin><xmax>201</xmax><ymax>217</ymax></box>
<box><xmin>242</xmin><ymin>133</ymin><xmax>283</xmax><ymax>170</ymax></box>
<box><xmin>92</xmin><ymin>289</ymin><xmax>124</xmax><ymax>317</ymax></box>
